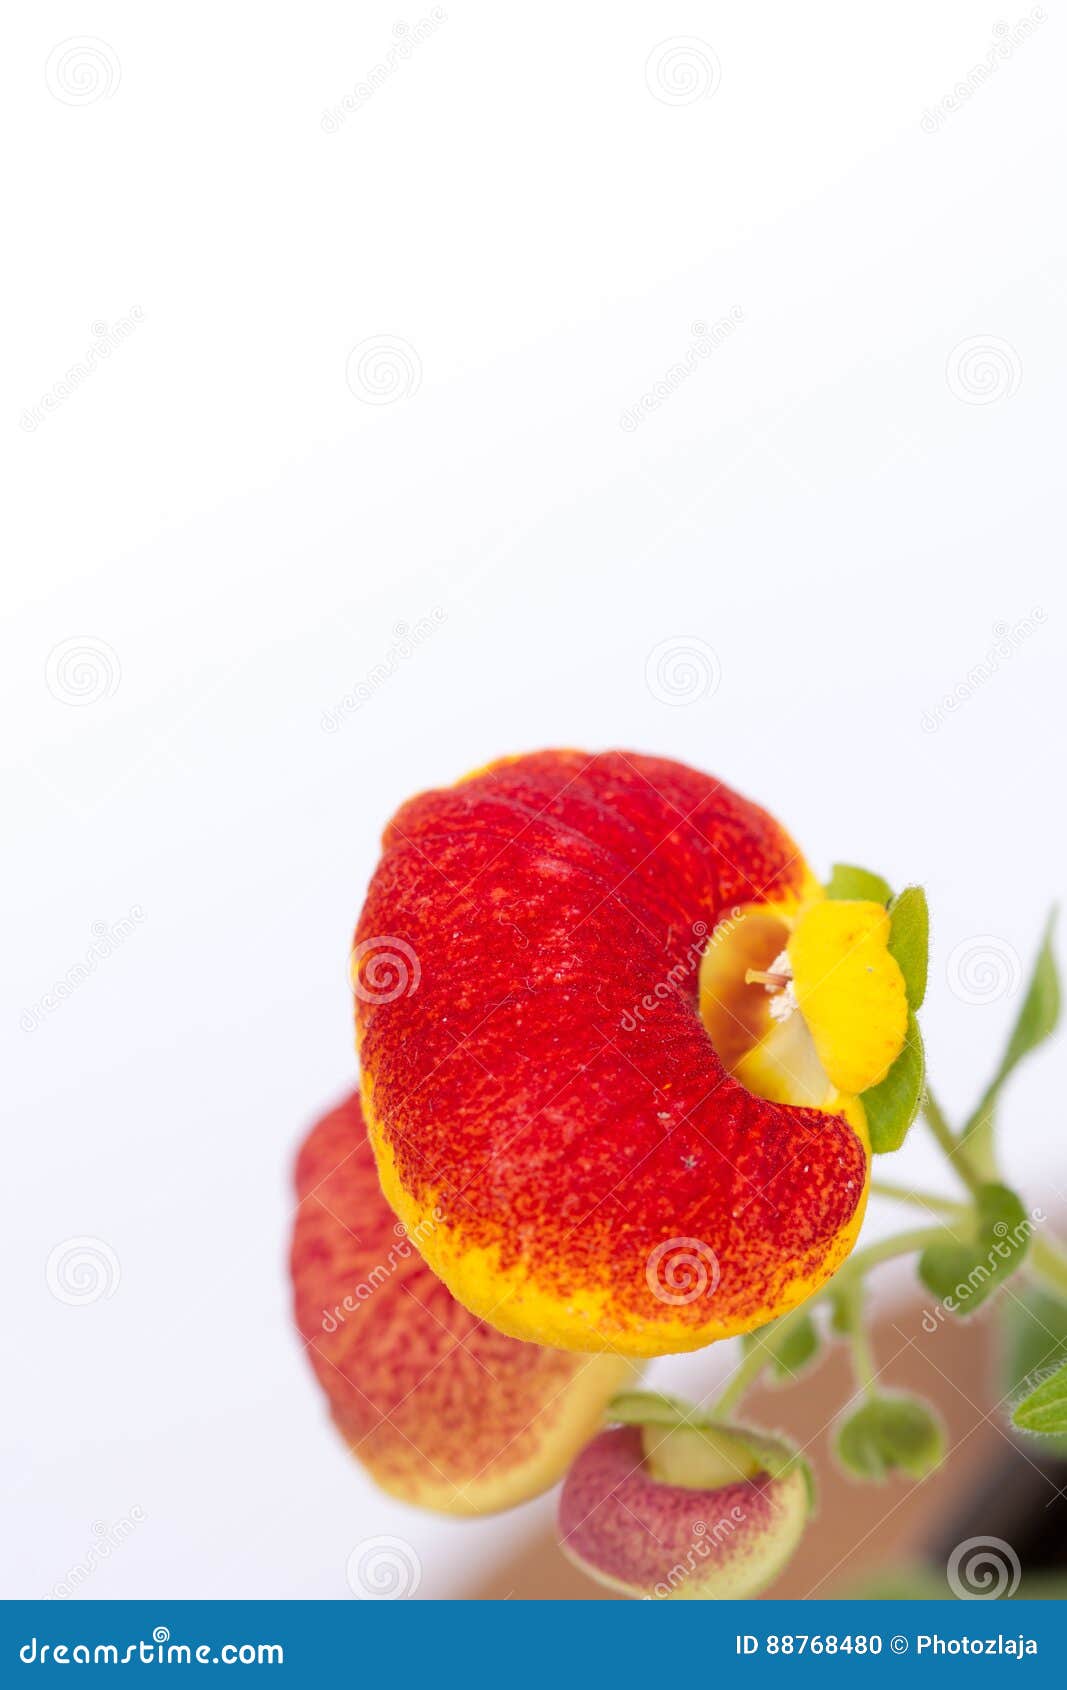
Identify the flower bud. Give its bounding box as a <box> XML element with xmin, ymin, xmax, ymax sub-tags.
<box><xmin>558</xmin><ymin>1396</ymin><xmax>812</xmax><ymax>1599</ymax></box>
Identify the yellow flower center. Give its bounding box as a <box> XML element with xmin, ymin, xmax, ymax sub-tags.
<box><xmin>699</xmin><ymin>893</ymin><xmax>909</xmax><ymax>1132</ymax></box>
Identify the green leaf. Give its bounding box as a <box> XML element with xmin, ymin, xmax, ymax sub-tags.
<box><xmin>864</xmin><ymin>1014</ymin><xmax>925</xmax><ymax>1153</ymax></box>
<box><xmin>834</xmin><ymin>1392</ymin><xmax>946</xmax><ymax>1482</ymax></box>
<box><xmin>742</xmin><ymin>1310</ymin><xmax>821</xmax><ymax>1382</ymax></box>
<box><xmin>963</xmin><ymin>910</ymin><xmax>1061</xmax><ymax>1142</ymax></box>
<box><xmin>887</xmin><ymin>886</ymin><xmax>929</xmax><ymax>1010</ymax></box>
<box><xmin>1001</xmin><ymin>1286</ymin><xmax>1067</xmax><ymax>1457</ymax></box>
<box><xmin>1012</xmin><ymin>1359</ymin><xmax>1067</xmax><ymax>1436</ymax></box>
<box><xmin>826</xmin><ymin>863</ymin><xmax>892</xmax><ymax>904</ymax></box>
<box><xmin>918</xmin><ymin>1182</ymin><xmax>1032</xmax><ymax>1316</ymax></box>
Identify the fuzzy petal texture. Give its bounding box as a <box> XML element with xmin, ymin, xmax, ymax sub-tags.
<box><xmin>559</xmin><ymin>1426</ymin><xmax>809</xmax><ymax>1599</ymax></box>
<box><xmin>290</xmin><ymin>1092</ymin><xmax>632</xmax><ymax>1515</ymax></box>
<box><xmin>355</xmin><ymin>750</ymin><xmax>869</xmax><ymax>1356</ymax></box>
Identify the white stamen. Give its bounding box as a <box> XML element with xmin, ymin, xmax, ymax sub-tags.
<box><xmin>762</xmin><ymin>949</ymin><xmax>798</xmax><ymax>1023</ymax></box>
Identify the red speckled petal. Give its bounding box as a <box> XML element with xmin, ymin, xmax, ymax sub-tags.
<box><xmin>355</xmin><ymin>751</ymin><xmax>867</xmax><ymax>1354</ymax></box>
<box><xmin>559</xmin><ymin>1426</ymin><xmax>808</xmax><ymax>1598</ymax></box>
<box><xmin>290</xmin><ymin>1093</ymin><xmax>631</xmax><ymax>1514</ymax></box>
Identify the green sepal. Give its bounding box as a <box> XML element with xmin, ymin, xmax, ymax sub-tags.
<box><xmin>887</xmin><ymin>886</ymin><xmax>929</xmax><ymax>1010</ymax></box>
<box><xmin>608</xmin><ymin>1391</ymin><xmax>697</xmax><ymax>1430</ymax></box>
<box><xmin>863</xmin><ymin>1014</ymin><xmax>925</xmax><ymax>1153</ymax></box>
<box><xmin>742</xmin><ymin>1310</ymin><xmax>821</xmax><ymax>1383</ymax></box>
<box><xmin>826</xmin><ymin>863</ymin><xmax>892</xmax><ymax>904</ymax></box>
<box><xmin>917</xmin><ymin>1182</ymin><xmax>1031</xmax><ymax>1315</ymax></box>
<box><xmin>834</xmin><ymin>1392</ymin><xmax>946</xmax><ymax>1482</ymax></box>
<box><xmin>607</xmin><ymin>1391</ymin><xmax>815</xmax><ymax>1505</ymax></box>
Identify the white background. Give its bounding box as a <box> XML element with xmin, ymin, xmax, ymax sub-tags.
<box><xmin>3</xmin><ymin>1</ymin><xmax>1065</xmax><ymax>1599</ymax></box>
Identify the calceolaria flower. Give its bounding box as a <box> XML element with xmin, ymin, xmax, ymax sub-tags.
<box><xmin>290</xmin><ymin>1093</ymin><xmax>634</xmax><ymax>1514</ymax></box>
<box><xmin>558</xmin><ymin>1394</ymin><xmax>813</xmax><ymax>1599</ymax></box>
<box><xmin>353</xmin><ymin>751</ymin><xmax>920</xmax><ymax>1356</ymax></box>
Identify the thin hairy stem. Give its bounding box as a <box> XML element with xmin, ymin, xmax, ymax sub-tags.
<box><xmin>711</xmin><ymin>1225</ymin><xmax>951</xmax><ymax>1415</ymax></box>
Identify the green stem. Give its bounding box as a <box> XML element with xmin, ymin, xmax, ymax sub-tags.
<box><xmin>873</xmin><ymin>1179</ymin><xmax>1067</xmax><ymax>1302</ymax></box>
<box><xmin>712</xmin><ymin>1335</ymin><xmax>778</xmax><ymax>1417</ymax></box>
<box><xmin>849</xmin><ymin>1319</ymin><xmax>878</xmax><ymax>1394</ymax></box>
<box><xmin>711</xmin><ymin>1224</ymin><xmax>951</xmax><ymax>1416</ymax></box>
<box><xmin>922</xmin><ymin>1087</ymin><xmax>1067</xmax><ymax>1300</ymax></box>
<box><xmin>922</xmin><ymin>1084</ymin><xmax>985</xmax><ymax>1195</ymax></box>
<box><xmin>869</xmin><ymin>1179</ymin><xmax>970</xmax><ymax>1221</ymax></box>
<box><xmin>835</xmin><ymin>1276</ymin><xmax>877</xmax><ymax>1394</ymax></box>
<box><xmin>1029</xmin><ymin>1233</ymin><xmax>1067</xmax><ymax>1302</ymax></box>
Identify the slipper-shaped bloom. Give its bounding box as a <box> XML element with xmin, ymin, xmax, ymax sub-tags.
<box><xmin>290</xmin><ymin>1092</ymin><xmax>633</xmax><ymax>1514</ymax></box>
<box><xmin>558</xmin><ymin>1402</ymin><xmax>811</xmax><ymax>1600</ymax></box>
<box><xmin>354</xmin><ymin>751</ymin><xmax>908</xmax><ymax>1356</ymax></box>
